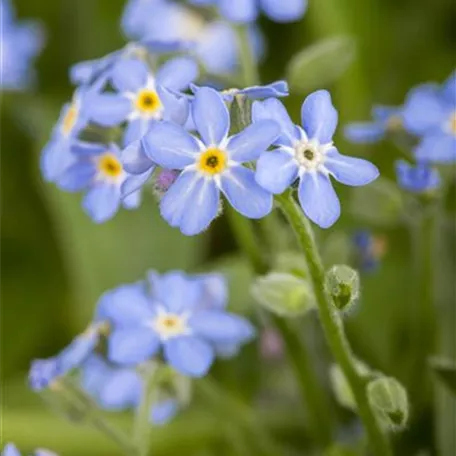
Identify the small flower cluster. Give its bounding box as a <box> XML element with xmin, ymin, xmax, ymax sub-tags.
<box><xmin>29</xmin><ymin>270</ymin><xmax>255</xmax><ymax>425</ymax></box>
<box><xmin>346</xmin><ymin>71</ymin><xmax>456</xmax><ymax>194</ymax></box>
<box><xmin>0</xmin><ymin>0</ymin><xmax>45</xmax><ymax>90</ymax></box>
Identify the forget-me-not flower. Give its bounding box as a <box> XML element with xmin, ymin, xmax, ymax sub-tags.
<box><xmin>253</xmin><ymin>91</ymin><xmax>380</xmax><ymax>228</ymax></box>
<box><xmin>56</xmin><ymin>141</ymin><xmax>142</xmax><ymax>223</ymax></box>
<box><xmin>1</xmin><ymin>444</ymin><xmax>58</xmax><ymax>456</ymax></box>
<box><xmin>395</xmin><ymin>160</ymin><xmax>440</xmax><ymax>193</ymax></box>
<box><xmin>87</xmin><ymin>57</ymin><xmax>195</xmax><ymax>146</ymax></box>
<box><xmin>345</xmin><ymin>105</ymin><xmax>403</xmax><ymax>144</ymax></box>
<box><xmin>352</xmin><ymin>230</ymin><xmax>386</xmax><ymax>273</ymax></box>
<box><xmin>402</xmin><ymin>72</ymin><xmax>456</xmax><ymax>163</ymax></box>
<box><xmin>97</xmin><ymin>270</ymin><xmax>255</xmax><ymax>377</ymax></box>
<box><xmin>0</xmin><ymin>0</ymin><xmax>45</xmax><ymax>90</ymax></box>
<box><xmin>138</xmin><ymin>87</ymin><xmax>280</xmax><ymax>235</ymax></box>
<box><xmin>189</xmin><ymin>0</ymin><xmax>307</xmax><ymax>23</ymax></box>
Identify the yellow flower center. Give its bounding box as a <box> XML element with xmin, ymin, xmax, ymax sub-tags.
<box><xmin>449</xmin><ymin>112</ymin><xmax>456</xmax><ymax>135</ymax></box>
<box><xmin>386</xmin><ymin>115</ymin><xmax>402</xmax><ymax>131</ymax></box>
<box><xmin>152</xmin><ymin>312</ymin><xmax>189</xmax><ymax>340</ymax></box>
<box><xmin>198</xmin><ymin>148</ymin><xmax>227</xmax><ymax>175</ymax></box>
<box><xmin>98</xmin><ymin>153</ymin><xmax>123</xmax><ymax>178</ymax></box>
<box><xmin>135</xmin><ymin>89</ymin><xmax>162</xmax><ymax>114</ymax></box>
<box><xmin>62</xmin><ymin>104</ymin><xmax>78</xmax><ymax>135</ymax></box>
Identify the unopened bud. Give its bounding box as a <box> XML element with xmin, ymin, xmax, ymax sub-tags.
<box><xmin>325</xmin><ymin>265</ymin><xmax>359</xmax><ymax>312</ymax></box>
<box><xmin>251</xmin><ymin>272</ymin><xmax>315</xmax><ymax>317</ymax></box>
<box><xmin>367</xmin><ymin>377</ymin><xmax>409</xmax><ymax>431</ymax></box>
<box><xmin>153</xmin><ymin>169</ymin><xmax>179</xmax><ymax>198</ymax></box>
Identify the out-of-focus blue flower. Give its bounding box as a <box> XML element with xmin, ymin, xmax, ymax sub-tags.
<box><xmin>29</xmin><ymin>358</ymin><xmax>60</xmax><ymax>391</ymax></box>
<box><xmin>395</xmin><ymin>160</ymin><xmax>440</xmax><ymax>193</ymax></box>
<box><xmin>40</xmin><ymin>79</ymin><xmax>105</xmax><ymax>183</ymax></box>
<box><xmin>352</xmin><ymin>230</ymin><xmax>387</xmax><ymax>273</ymax></box>
<box><xmin>402</xmin><ymin>73</ymin><xmax>456</xmax><ymax>163</ymax></box>
<box><xmin>345</xmin><ymin>106</ymin><xmax>403</xmax><ymax>144</ymax></box>
<box><xmin>130</xmin><ymin>87</ymin><xmax>279</xmax><ymax>235</ymax></box>
<box><xmin>122</xmin><ymin>2</ymin><xmax>263</xmax><ymax>75</ymax></box>
<box><xmin>87</xmin><ymin>57</ymin><xmax>195</xmax><ymax>147</ymax></box>
<box><xmin>81</xmin><ymin>355</ymin><xmax>180</xmax><ymax>425</ymax></box>
<box><xmin>1</xmin><ymin>444</ymin><xmax>58</xmax><ymax>456</ymax></box>
<box><xmin>56</xmin><ymin>141</ymin><xmax>142</xmax><ymax>223</ymax></box>
<box><xmin>189</xmin><ymin>0</ymin><xmax>307</xmax><ymax>23</ymax></box>
<box><xmin>254</xmin><ymin>91</ymin><xmax>380</xmax><ymax>228</ymax></box>
<box><xmin>0</xmin><ymin>0</ymin><xmax>45</xmax><ymax>90</ymax></box>
<box><xmin>98</xmin><ymin>270</ymin><xmax>255</xmax><ymax>377</ymax></box>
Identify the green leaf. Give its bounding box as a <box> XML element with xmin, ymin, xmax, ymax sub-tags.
<box><xmin>286</xmin><ymin>36</ymin><xmax>357</xmax><ymax>93</ymax></box>
<box><xmin>431</xmin><ymin>357</ymin><xmax>456</xmax><ymax>396</ymax></box>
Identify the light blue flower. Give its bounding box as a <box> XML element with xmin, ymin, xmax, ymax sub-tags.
<box><xmin>402</xmin><ymin>73</ymin><xmax>456</xmax><ymax>163</ymax></box>
<box><xmin>123</xmin><ymin>2</ymin><xmax>263</xmax><ymax>75</ymax></box>
<box><xmin>352</xmin><ymin>230</ymin><xmax>386</xmax><ymax>273</ymax></box>
<box><xmin>81</xmin><ymin>355</ymin><xmax>180</xmax><ymax>425</ymax></box>
<box><xmin>395</xmin><ymin>160</ymin><xmax>440</xmax><ymax>193</ymax></box>
<box><xmin>345</xmin><ymin>105</ymin><xmax>403</xmax><ymax>144</ymax></box>
<box><xmin>56</xmin><ymin>141</ymin><xmax>142</xmax><ymax>223</ymax></box>
<box><xmin>189</xmin><ymin>0</ymin><xmax>307</xmax><ymax>23</ymax></box>
<box><xmin>136</xmin><ymin>87</ymin><xmax>279</xmax><ymax>235</ymax></box>
<box><xmin>253</xmin><ymin>91</ymin><xmax>379</xmax><ymax>228</ymax></box>
<box><xmin>28</xmin><ymin>358</ymin><xmax>60</xmax><ymax>391</ymax></box>
<box><xmin>87</xmin><ymin>57</ymin><xmax>195</xmax><ymax>147</ymax></box>
<box><xmin>40</xmin><ymin>79</ymin><xmax>105</xmax><ymax>183</ymax></box>
<box><xmin>0</xmin><ymin>0</ymin><xmax>45</xmax><ymax>90</ymax></box>
<box><xmin>98</xmin><ymin>270</ymin><xmax>255</xmax><ymax>377</ymax></box>
<box><xmin>1</xmin><ymin>444</ymin><xmax>58</xmax><ymax>456</ymax></box>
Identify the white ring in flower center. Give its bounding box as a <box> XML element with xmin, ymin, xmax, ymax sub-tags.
<box><xmin>294</xmin><ymin>140</ymin><xmax>325</xmax><ymax>170</ymax></box>
<box><xmin>151</xmin><ymin>308</ymin><xmax>191</xmax><ymax>341</ymax></box>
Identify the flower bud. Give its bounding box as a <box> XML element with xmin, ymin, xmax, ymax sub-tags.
<box><xmin>367</xmin><ymin>377</ymin><xmax>409</xmax><ymax>431</ymax></box>
<box><xmin>153</xmin><ymin>169</ymin><xmax>179</xmax><ymax>198</ymax></box>
<box><xmin>251</xmin><ymin>272</ymin><xmax>315</xmax><ymax>317</ymax></box>
<box><xmin>325</xmin><ymin>265</ymin><xmax>359</xmax><ymax>312</ymax></box>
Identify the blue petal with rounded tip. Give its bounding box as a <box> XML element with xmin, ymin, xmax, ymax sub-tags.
<box><xmin>2</xmin><ymin>443</ymin><xmax>21</xmax><ymax>456</ymax></box>
<box><xmin>122</xmin><ymin>189</ymin><xmax>142</xmax><ymax>209</ymax></box>
<box><xmin>414</xmin><ymin>133</ymin><xmax>456</xmax><ymax>163</ymax></box>
<box><xmin>261</xmin><ymin>0</ymin><xmax>307</xmax><ymax>22</ymax></box>
<box><xmin>301</xmin><ymin>90</ymin><xmax>338</xmax><ymax>144</ymax></box>
<box><xmin>121</xmin><ymin>169</ymin><xmax>154</xmax><ymax>197</ymax></box>
<box><xmin>298</xmin><ymin>172</ymin><xmax>340</xmax><ymax>228</ymax></box>
<box><xmin>111</xmin><ymin>58</ymin><xmax>149</xmax><ymax>93</ymax></box>
<box><xmin>82</xmin><ymin>184</ymin><xmax>121</xmax><ymax>223</ymax></box>
<box><xmin>395</xmin><ymin>160</ymin><xmax>440</xmax><ymax>193</ymax></box>
<box><xmin>121</xmin><ymin>140</ymin><xmax>154</xmax><ymax>175</ymax></box>
<box><xmin>40</xmin><ymin>137</ymin><xmax>75</xmax><ymax>183</ymax></box>
<box><xmin>57</xmin><ymin>162</ymin><xmax>96</xmax><ymax>192</ymax></box>
<box><xmin>255</xmin><ymin>149</ymin><xmax>299</xmax><ymax>194</ymax></box>
<box><xmin>441</xmin><ymin>71</ymin><xmax>456</xmax><ymax>103</ymax></box>
<box><xmin>150</xmin><ymin>399</ymin><xmax>179</xmax><ymax>425</ymax></box>
<box><xmin>156</xmin><ymin>56</ymin><xmax>199</xmax><ymax>91</ymax></box>
<box><xmin>98</xmin><ymin>370</ymin><xmax>142</xmax><ymax>409</ymax></box>
<box><xmin>124</xmin><ymin>118</ymin><xmax>151</xmax><ymax>146</ymax></box>
<box><xmin>220</xmin><ymin>165</ymin><xmax>273</xmax><ymax>219</ymax></box>
<box><xmin>158</xmin><ymin>86</ymin><xmax>189</xmax><ymax>125</ymax></box>
<box><xmin>344</xmin><ymin>122</ymin><xmax>385</xmax><ymax>144</ymax></box>
<box><xmin>219</xmin><ymin>0</ymin><xmax>258</xmax><ymax>22</ymax></box>
<box><xmin>71</xmin><ymin>141</ymin><xmax>106</xmax><ymax>156</ymax></box>
<box><xmin>88</xmin><ymin>94</ymin><xmax>132</xmax><ymax>127</ymax></box>
<box><xmin>237</xmin><ymin>80</ymin><xmax>289</xmax><ymax>99</ymax></box>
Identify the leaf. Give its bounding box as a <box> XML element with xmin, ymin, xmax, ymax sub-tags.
<box><xmin>286</xmin><ymin>36</ymin><xmax>357</xmax><ymax>93</ymax></box>
<box><xmin>430</xmin><ymin>357</ymin><xmax>456</xmax><ymax>396</ymax></box>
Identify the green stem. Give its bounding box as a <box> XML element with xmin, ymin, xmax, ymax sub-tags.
<box><xmin>276</xmin><ymin>191</ymin><xmax>392</xmax><ymax>456</ymax></box>
<box><xmin>235</xmin><ymin>25</ymin><xmax>260</xmax><ymax>86</ymax></box>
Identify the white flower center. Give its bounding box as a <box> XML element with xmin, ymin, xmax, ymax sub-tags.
<box><xmin>151</xmin><ymin>308</ymin><xmax>191</xmax><ymax>341</ymax></box>
<box><xmin>294</xmin><ymin>141</ymin><xmax>324</xmax><ymax>170</ymax></box>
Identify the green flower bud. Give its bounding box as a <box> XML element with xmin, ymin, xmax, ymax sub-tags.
<box><xmin>325</xmin><ymin>265</ymin><xmax>360</xmax><ymax>312</ymax></box>
<box><xmin>367</xmin><ymin>377</ymin><xmax>409</xmax><ymax>431</ymax></box>
<box><xmin>330</xmin><ymin>361</ymin><xmax>370</xmax><ymax>411</ymax></box>
<box><xmin>251</xmin><ymin>272</ymin><xmax>316</xmax><ymax>317</ymax></box>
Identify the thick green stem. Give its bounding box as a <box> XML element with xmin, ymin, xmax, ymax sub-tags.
<box><xmin>276</xmin><ymin>191</ymin><xmax>392</xmax><ymax>456</ymax></box>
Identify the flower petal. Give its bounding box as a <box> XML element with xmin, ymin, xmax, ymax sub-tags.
<box><xmin>226</xmin><ymin>120</ymin><xmax>280</xmax><ymax>162</ymax></box>
<box><xmin>325</xmin><ymin>148</ymin><xmax>379</xmax><ymax>186</ymax></box>
<box><xmin>441</xmin><ymin>71</ymin><xmax>456</xmax><ymax>104</ymax></box>
<box><xmin>40</xmin><ymin>137</ymin><xmax>75</xmax><ymax>182</ymax></box>
<box><xmin>219</xmin><ymin>0</ymin><xmax>259</xmax><ymax>22</ymax></box>
<box><xmin>194</xmin><ymin>273</ymin><xmax>228</xmax><ymax>310</ymax></box>
<box><xmin>57</xmin><ymin>162</ymin><xmax>96</xmax><ymax>192</ymax></box>
<box><xmin>150</xmin><ymin>399</ymin><xmax>179</xmax><ymax>425</ymax></box>
<box><xmin>164</xmin><ymin>336</ymin><xmax>214</xmax><ymax>377</ymax></box>
<box><xmin>111</xmin><ymin>58</ymin><xmax>149</xmax><ymax>93</ymax></box>
<box><xmin>220</xmin><ymin>165</ymin><xmax>273</xmax><ymax>218</ymax></box>
<box><xmin>158</xmin><ymin>86</ymin><xmax>190</xmax><ymax>125</ymax></box>
<box><xmin>255</xmin><ymin>149</ymin><xmax>299</xmax><ymax>194</ymax></box>
<box><xmin>301</xmin><ymin>90</ymin><xmax>338</xmax><ymax>144</ymax></box>
<box><xmin>71</xmin><ymin>141</ymin><xmax>106</xmax><ymax>156</ymax></box>
<box><xmin>192</xmin><ymin>87</ymin><xmax>230</xmax><ymax>146</ymax></box>
<box><xmin>142</xmin><ymin>121</ymin><xmax>200</xmax><ymax>169</ymax></box>
<box><xmin>252</xmin><ymin>98</ymin><xmax>297</xmax><ymax>146</ymax></box>
<box><xmin>82</xmin><ymin>184</ymin><xmax>121</xmax><ymax>223</ymax></box>
<box><xmin>121</xmin><ymin>139</ymin><xmax>154</xmax><ymax>175</ymax></box>
<box><xmin>124</xmin><ymin>118</ymin><xmax>151</xmax><ymax>146</ymax></box>
<box><xmin>122</xmin><ymin>189</ymin><xmax>142</xmax><ymax>209</ymax></box>
<box><xmin>88</xmin><ymin>94</ymin><xmax>132</xmax><ymax>127</ymax></box>
<box><xmin>108</xmin><ymin>328</ymin><xmax>160</xmax><ymax>365</ymax></box>
<box><xmin>344</xmin><ymin>122</ymin><xmax>386</xmax><ymax>144</ymax></box>
<box><xmin>298</xmin><ymin>172</ymin><xmax>340</xmax><ymax>228</ymax></box>
<box><xmin>160</xmin><ymin>171</ymin><xmax>220</xmax><ymax>236</ymax></box>
<box><xmin>260</xmin><ymin>0</ymin><xmax>307</xmax><ymax>22</ymax></box>
<box><xmin>98</xmin><ymin>370</ymin><xmax>142</xmax><ymax>409</ymax></box>
<box><xmin>189</xmin><ymin>310</ymin><xmax>255</xmax><ymax>344</ymax></box>
<box><xmin>415</xmin><ymin>133</ymin><xmax>456</xmax><ymax>163</ymax></box>
<box><xmin>121</xmin><ymin>169</ymin><xmax>153</xmax><ymax>197</ymax></box>
<box><xmin>156</xmin><ymin>56</ymin><xmax>199</xmax><ymax>90</ymax></box>
<box><xmin>96</xmin><ymin>283</ymin><xmax>153</xmax><ymax>326</ymax></box>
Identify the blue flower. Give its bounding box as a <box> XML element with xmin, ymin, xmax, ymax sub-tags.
<box><xmin>28</xmin><ymin>358</ymin><xmax>60</xmax><ymax>391</ymax></box>
<box><xmin>402</xmin><ymin>73</ymin><xmax>456</xmax><ymax>163</ymax></box>
<box><xmin>122</xmin><ymin>2</ymin><xmax>264</xmax><ymax>75</ymax></box>
<box><xmin>352</xmin><ymin>230</ymin><xmax>386</xmax><ymax>273</ymax></box>
<box><xmin>395</xmin><ymin>160</ymin><xmax>440</xmax><ymax>193</ymax></box>
<box><xmin>87</xmin><ymin>57</ymin><xmax>195</xmax><ymax>147</ymax></box>
<box><xmin>344</xmin><ymin>105</ymin><xmax>403</xmax><ymax>144</ymax></box>
<box><xmin>81</xmin><ymin>355</ymin><xmax>180</xmax><ymax>425</ymax></box>
<box><xmin>135</xmin><ymin>87</ymin><xmax>279</xmax><ymax>235</ymax></box>
<box><xmin>56</xmin><ymin>141</ymin><xmax>142</xmax><ymax>223</ymax></box>
<box><xmin>189</xmin><ymin>0</ymin><xmax>307</xmax><ymax>23</ymax></box>
<box><xmin>253</xmin><ymin>91</ymin><xmax>380</xmax><ymax>228</ymax></box>
<box><xmin>98</xmin><ymin>270</ymin><xmax>255</xmax><ymax>377</ymax></box>
<box><xmin>1</xmin><ymin>444</ymin><xmax>58</xmax><ymax>456</ymax></box>
<box><xmin>0</xmin><ymin>0</ymin><xmax>45</xmax><ymax>90</ymax></box>
<box><xmin>40</xmin><ymin>79</ymin><xmax>105</xmax><ymax>183</ymax></box>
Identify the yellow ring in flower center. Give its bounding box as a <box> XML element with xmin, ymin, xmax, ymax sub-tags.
<box><xmin>449</xmin><ymin>112</ymin><xmax>456</xmax><ymax>135</ymax></box>
<box><xmin>62</xmin><ymin>104</ymin><xmax>78</xmax><ymax>135</ymax></box>
<box><xmin>98</xmin><ymin>153</ymin><xmax>123</xmax><ymax>178</ymax></box>
<box><xmin>135</xmin><ymin>89</ymin><xmax>162</xmax><ymax>114</ymax></box>
<box><xmin>198</xmin><ymin>148</ymin><xmax>227</xmax><ymax>175</ymax></box>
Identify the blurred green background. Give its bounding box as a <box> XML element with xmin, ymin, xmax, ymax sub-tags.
<box><xmin>1</xmin><ymin>0</ymin><xmax>455</xmax><ymax>454</ymax></box>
